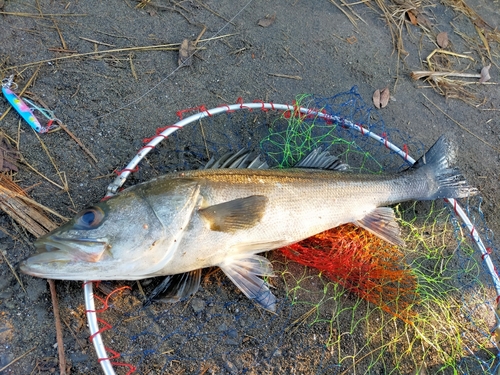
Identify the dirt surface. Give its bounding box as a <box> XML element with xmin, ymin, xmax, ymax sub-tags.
<box><xmin>1</xmin><ymin>0</ymin><xmax>499</xmax><ymax>374</ymax></box>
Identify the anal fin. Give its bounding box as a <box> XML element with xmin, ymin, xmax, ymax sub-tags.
<box><xmin>145</xmin><ymin>269</ymin><xmax>202</xmax><ymax>306</ymax></box>
<box><xmin>219</xmin><ymin>254</ymin><xmax>276</xmax><ymax>312</ymax></box>
<box><xmin>355</xmin><ymin>207</ymin><xmax>404</xmax><ymax>246</ymax></box>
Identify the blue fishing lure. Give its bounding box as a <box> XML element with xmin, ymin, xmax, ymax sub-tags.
<box><xmin>2</xmin><ymin>75</ymin><xmax>55</xmax><ymax>133</ymax></box>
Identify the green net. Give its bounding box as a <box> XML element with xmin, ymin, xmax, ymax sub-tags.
<box><xmin>73</xmin><ymin>87</ymin><xmax>499</xmax><ymax>374</ymax></box>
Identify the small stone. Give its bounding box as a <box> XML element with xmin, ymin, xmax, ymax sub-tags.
<box><xmin>225</xmin><ymin>338</ymin><xmax>239</xmax><ymax>346</ymax></box>
<box><xmin>0</xmin><ymin>320</ymin><xmax>14</xmax><ymax>343</ymax></box>
<box><xmin>191</xmin><ymin>298</ymin><xmax>205</xmax><ymax>313</ymax></box>
<box><xmin>0</xmin><ymin>291</ymin><xmax>12</xmax><ymax>299</ymax></box>
<box><xmin>26</xmin><ymin>278</ymin><xmax>47</xmax><ymax>301</ymax></box>
<box><xmin>227</xmin><ymin>329</ymin><xmax>238</xmax><ymax>339</ymax></box>
<box><xmin>0</xmin><ymin>353</ymin><xmax>14</xmax><ymax>367</ymax></box>
<box><xmin>69</xmin><ymin>352</ymin><xmax>89</xmax><ymax>363</ymax></box>
<box><xmin>223</xmin><ymin>359</ymin><xmax>238</xmax><ymax>374</ymax></box>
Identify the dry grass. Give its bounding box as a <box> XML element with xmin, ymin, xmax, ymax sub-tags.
<box><xmin>0</xmin><ymin>173</ymin><xmax>64</xmax><ymax>237</ymax></box>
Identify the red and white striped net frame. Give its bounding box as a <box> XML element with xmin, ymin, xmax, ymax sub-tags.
<box><xmin>82</xmin><ymin>98</ymin><xmax>500</xmax><ymax>375</ymax></box>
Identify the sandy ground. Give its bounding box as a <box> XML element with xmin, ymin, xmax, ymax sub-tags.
<box><xmin>1</xmin><ymin>0</ymin><xmax>499</xmax><ymax>374</ymax></box>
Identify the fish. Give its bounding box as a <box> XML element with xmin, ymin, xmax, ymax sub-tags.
<box><xmin>20</xmin><ymin>136</ymin><xmax>477</xmax><ymax>311</ymax></box>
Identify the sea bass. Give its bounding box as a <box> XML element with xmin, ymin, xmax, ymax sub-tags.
<box><xmin>20</xmin><ymin>136</ymin><xmax>477</xmax><ymax>311</ymax></box>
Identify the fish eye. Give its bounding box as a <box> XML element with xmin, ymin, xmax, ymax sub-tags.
<box><xmin>75</xmin><ymin>207</ymin><xmax>105</xmax><ymax>229</ymax></box>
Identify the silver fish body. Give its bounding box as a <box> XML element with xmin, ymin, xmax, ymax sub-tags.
<box><xmin>20</xmin><ymin>136</ymin><xmax>477</xmax><ymax>310</ymax></box>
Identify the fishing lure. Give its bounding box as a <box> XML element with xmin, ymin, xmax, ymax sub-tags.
<box><xmin>1</xmin><ymin>75</ymin><xmax>58</xmax><ymax>133</ymax></box>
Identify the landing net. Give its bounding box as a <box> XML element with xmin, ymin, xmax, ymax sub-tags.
<box><xmin>79</xmin><ymin>87</ymin><xmax>500</xmax><ymax>374</ymax></box>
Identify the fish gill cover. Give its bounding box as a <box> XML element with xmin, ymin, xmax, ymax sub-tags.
<box><xmin>80</xmin><ymin>87</ymin><xmax>500</xmax><ymax>374</ymax></box>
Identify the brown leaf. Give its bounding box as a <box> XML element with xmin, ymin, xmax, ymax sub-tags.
<box><xmin>258</xmin><ymin>15</ymin><xmax>276</xmax><ymax>28</ymax></box>
<box><xmin>373</xmin><ymin>89</ymin><xmax>381</xmax><ymax>109</ymax></box>
<box><xmin>436</xmin><ymin>32</ymin><xmax>449</xmax><ymax>48</ymax></box>
<box><xmin>479</xmin><ymin>64</ymin><xmax>491</xmax><ymax>83</ymax></box>
<box><xmin>416</xmin><ymin>13</ymin><xmax>432</xmax><ymax>29</ymax></box>
<box><xmin>0</xmin><ymin>134</ymin><xmax>20</xmax><ymax>173</ymax></box>
<box><xmin>407</xmin><ymin>10</ymin><xmax>418</xmax><ymax>26</ymax></box>
<box><xmin>380</xmin><ymin>87</ymin><xmax>390</xmax><ymax>108</ymax></box>
<box><xmin>178</xmin><ymin>39</ymin><xmax>195</xmax><ymax>67</ymax></box>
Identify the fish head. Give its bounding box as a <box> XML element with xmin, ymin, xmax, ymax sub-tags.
<box><xmin>20</xmin><ymin>191</ymin><xmax>171</xmax><ymax>280</ymax></box>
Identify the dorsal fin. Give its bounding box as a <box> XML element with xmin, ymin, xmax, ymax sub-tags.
<box><xmin>203</xmin><ymin>148</ymin><xmax>346</xmax><ymax>171</ymax></box>
<box><xmin>204</xmin><ymin>149</ymin><xmax>269</xmax><ymax>169</ymax></box>
<box><xmin>295</xmin><ymin>148</ymin><xmax>349</xmax><ymax>171</ymax></box>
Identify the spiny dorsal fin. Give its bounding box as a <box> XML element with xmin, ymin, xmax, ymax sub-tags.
<box><xmin>204</xmin><ymin>149</ymin><xmax>269</xmax><ymax>170</ymax></box>
<box><xmin>295</xmin><ymin>148</ymin><xmax>349</xmax><ymax>171</ymax></box>
<box><xmin>199</xmin><ymin>195</ymin><xmax>268</xmax><ymax>232</ymax></box>
<box><xmin>145</xmin><ymin>269</ymin><xmax>202</xmax><ymax>305</ymax></box>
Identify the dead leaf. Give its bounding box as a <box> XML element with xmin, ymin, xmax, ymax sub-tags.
<box><xmin>380</xmin><ymin>87</ymin><xmax>390</xmax><ymax>108</ymax></box>
<box><xmin>407</xmin><ymin>10</ymin><xmax>418</xmax><ymax>26</ymax></box>
<box><xmin>436</xmin><ymin>32</ymin><xmax>449</xmax><ymax>48</ymax></box>
<box><xmin>0</xmin><ymin>134</ymin><xmax>20</xmax><ymax>173</ymax></box>
<box><xmin>373</xmin><ymin>89</ymin><xmax>381</xmax><ymax>109</ymax></box>
<box><xmin>258</xmin><ymin>15</ymin><xmax>276</xmax><ymax>28</ymax></box>
<box><xmin>416</xmin><ymin>13</ymin><xmax>432</xmax><ymax>29</ymax></box>
<box><xmin>346</xmin><ymin>36</ymin><xmax>357</xmax><ymax>44</ymax></box>
<box><xmin>178</xmin><ymin>39</ymin><xmax>195</xmax><ymax>67</ymax></box>
<box><xmin>479</xmin><ymin>64</ymin><xmax>491</xmax><ymax>83</ymax></box>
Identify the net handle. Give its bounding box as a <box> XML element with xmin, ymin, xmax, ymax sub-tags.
<box><xmin>84</xmin><ymin>101</ymin><xmax>500</xmax><ymax>375</ymax></box>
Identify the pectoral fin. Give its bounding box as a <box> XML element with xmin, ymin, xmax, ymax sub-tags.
<box><xmin>145</xmin><ymin>269</ymin><xmax>202</xmax><ymax>305</ymax></box>
<box><xmin>355</xmin><ymin>207</ymin><xmax>404</xmax><ymax>246</ymax></box>
<box><xmin>199</xmin><ymin>195</ymin><xmax>268</xmax><ymax>232</ymax></box>
<box><xmin>219</xmin><ymin>254</ymin><xmax>276</xmax><ymax>312</ymax></box>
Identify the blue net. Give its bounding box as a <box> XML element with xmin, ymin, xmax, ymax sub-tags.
<box><xmin>75</xmin><ymin>87</ymin><xmax>500</xmax><ymax>374</ymax></box>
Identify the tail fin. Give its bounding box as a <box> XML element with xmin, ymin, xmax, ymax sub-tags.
<box><xmin>412</xmin><ymin>136</ymin><xmax>478</xmax><ymax>200</ymax></box>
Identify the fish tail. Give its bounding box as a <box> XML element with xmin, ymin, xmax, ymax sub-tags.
<box><xmin>412</xmin><ymin>136</ymin><xmax>478</xmax><ymax>200</ymax></box>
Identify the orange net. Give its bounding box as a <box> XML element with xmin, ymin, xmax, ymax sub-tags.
<box><xmin>279</xmin><ymin>224</ymin><xmax>419</xmax><ymax>324</ymax></box>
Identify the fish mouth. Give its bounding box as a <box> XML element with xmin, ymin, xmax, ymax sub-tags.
<box><xmin>20</xmin><ymin>236</ymin><xmax>109</xmax><ymax>278</ymax></box>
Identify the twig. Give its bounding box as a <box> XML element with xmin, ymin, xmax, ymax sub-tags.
<box><xmin>421</xmin><ymin>93</ymin><xmax>500</xmax><ymax>153</ymax></box>
<box><xmin>198</xmin><ymin>119</ymin><xmax>210</xmax><ymax>160</ymax></box>
<box><xmin>0</xmin><ymin>249</ymin><xmax>26</xmax><ymax>293</ymax></box>
<box><xmin>21</xmin><ymin>159</ymin><xmax>65</xmax><ymax>190</ymax></box>
<box><xmin>0</xmin><ymin>184</ymin><xmax>68</xmax><ymax>221</ymax></box>
<box><xmin>284</xmin><ymin>47</ymin><xmax>303</xmax><ymax>66</ymax></box>
<box><xmin>426</xmin><ymin>49</ymin><xmax>474</xmax><ymax>71</ymax></box>
<box><xmin>52</xmin><ymin>17</ymin><xmax>68</xmax><ymax>50</ymax></box>
<box><xmin>79</xmin><ymin>36</ymin><xmax>115</xmax><ymax>47</ymax></box>
<box><xmin>268</xmin><ymin>73</ymin><xmax>302</xmax><ymax>80</ymax></box>
<box><xmin>339</xmin><ymin>0</ymin><xmax>367</xmax><ymax>25</ymax></box>
<box><xmin>61</xmin><ymin>317</ymin><xmax>87</xmax><ymax>350</ymax></box>
<box><xmin>411</xmin><ymin>70</ymin><xmax>482</xmax><ymax>80</ymax></box>
<box><xmin>0</xmin><ymin>11</ymin><xmax>87</xmax><ymax>17</ymax></box>
<box><xmin>48</xmin><ymin>279</ymin><xmax>67</xmax><ymax>375</ymax></box>
<box><xmin>195</xmin><ymin>0</ymin><xmax>235</xmax><ymax>25</ymax></box>
<box><xmin>57</xmin><ymin>121</ymin><xmax>99</xmax><ymax>165</ymax></box>
<box><xmin>329</xmin><ymin>0</ymin><xmax>357</xmax><ymax>27</ymax></box>
<box><xmin>4</xmin><ymin>34</ymin><xmax>235</xmax><ymax>71</ymax></box>
<box><xmin>0</xmin><ymin>347</ymin><xmax>36</xmax><ymax>372</ymax></box>
<box><xmin>136</xmin><ymin>280</ymin><xmax>146</xmax><ymax>300</ymax></box>
<box><xmin>129</xmin><ymin>53</ymin><xmax>138</xmax><ymax>80</ymax></box>
<box><xmin>47</xmin><ymin>48</ymin><xmax>78</xmax><ymax>53</ymax></box>
<box><xmin>33</xmin><ymin>130</ymin><xmax>75</xmax><ymax>208</ymax></box>
<box><xmin>194</xmin><ymin>25</ymin><xmax>207</xmax><ymax>46</ymax></box>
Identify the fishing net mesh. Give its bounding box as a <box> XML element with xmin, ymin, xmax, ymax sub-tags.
<box><xmin>72</xmin><ymin>87</ymin><xmax>499</xmax><ymax>374</ymax></box>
